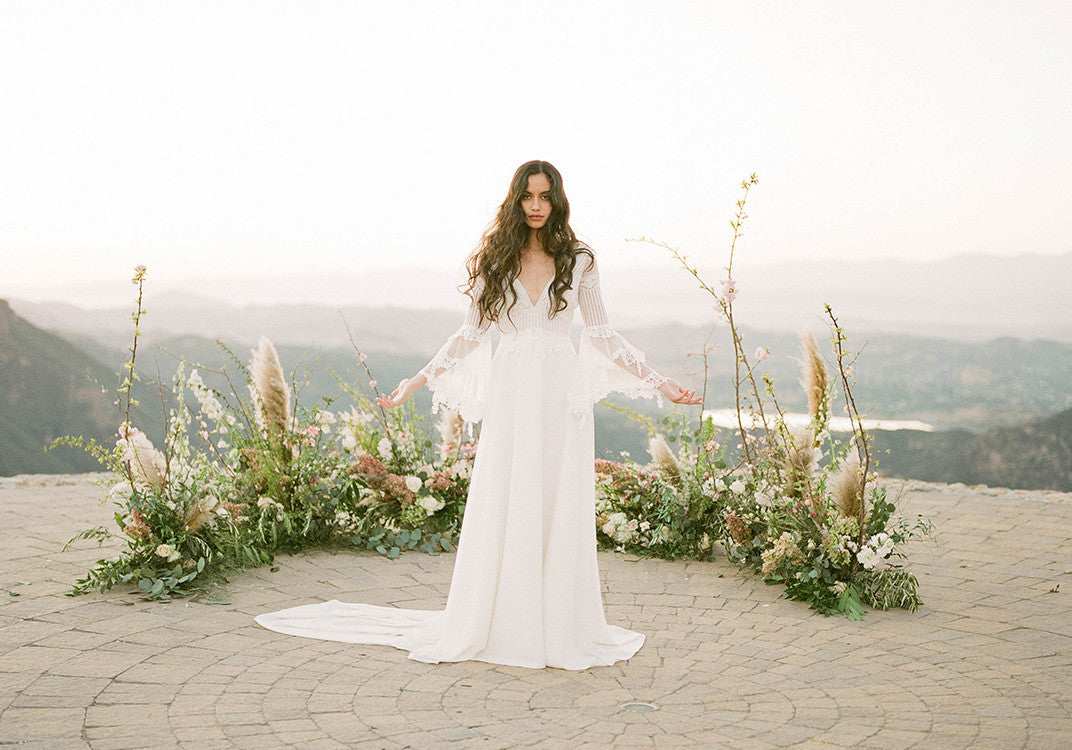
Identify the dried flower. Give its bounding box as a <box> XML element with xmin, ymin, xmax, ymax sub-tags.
<box><xmin>800</xmin><ymin>330</ymin><xmax>828</xmax><ymax>428</ymax></box>
<box><xmin>250</xmin><ymin>337</ymin><xmax>291</xmax><ymax>437</ymax></box>
<box><xmin>725</xmin><ymin>513</ymin><xmax>751</xmax><ymax>545</ymax></box>
<box><xmin>123</xmin><ymin>508</ymin><xmax>151</xmax><ymax>541</ymax></box>
<box><xmin>830</xmin><ymin>450</ymin><xmax>866</xmax><ymax>520</ymax></box>
<box><xmin>183</xmin><ymin>494</ymin><xmax>218</xmax><ymax>533</ymax></box>
<box><xmin>647</xmin><ymin>434</ymin><xmax>682</xmax><ymax>485</ymax></box>
<box><xmin>116</xmin><ymin>426</ymin><xmax>166</xmax><ymax>489</ymax></box>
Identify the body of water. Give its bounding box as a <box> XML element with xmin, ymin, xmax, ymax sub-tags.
<box><xmin>702</xmin><ymin>409</ymin><xmax>935</xmax><ymax>433</ymax></box>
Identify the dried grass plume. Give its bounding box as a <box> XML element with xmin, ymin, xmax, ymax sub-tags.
<box><xmin>647</xmin><ymin>433</ymin><xmax>683</xmax><ymax>485</ymax></box>
<box><xmin>183</xmin><ymin>494</ymin><xmax>219</xmax><ymax>532</ymax></box>
<box><xmin>800</xmin><ymin>330</ymin><xmax>828</xmax><ymax>430</ymax></box>
<box><xmin>831</xmin><ymin>450</ymin><xmax>866</xmax><ymax>519</ymax></box>
<box><xmin>119</xmin><ymin>426</ymin><xmax>166</xmax><ymax>489</ymax></box>
<box><xmin>250</xmin><ymin>336</ymin><xmax>291</xmax><ymax>436</ymax></box>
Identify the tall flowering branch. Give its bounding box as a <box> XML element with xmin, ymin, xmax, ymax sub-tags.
<box><xmin>629</xmin><ymin>173</ymin><xmax>765</xmax><ymax>464</ymax></box>
<box><xmin>825</xmin><ymin>304</ymin><xmax>872</xmax><ymax>542</ymax></box>
<box><xmin>117</xmin><ymin>264</ymin><xmax>148</xmax><ymax>490</ymax></box>
<box><xmin>338</xmin><ymin>312</ymin><xmax>393</xmax><ymax>442</ymax></box>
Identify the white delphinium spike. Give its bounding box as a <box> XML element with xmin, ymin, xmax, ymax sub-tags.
<box><xmin>436</xmin><ymin>409</ymin><xmax>463</xmax><ymax>461</ymax></box>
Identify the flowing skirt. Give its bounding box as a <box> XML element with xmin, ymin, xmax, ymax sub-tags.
<box><xmin>253</xmin><ymin>330</ymin><xmax>645</xmax><ymax>670</ymax></box>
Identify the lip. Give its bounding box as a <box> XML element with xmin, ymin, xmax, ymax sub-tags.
<box><xmin>528</xmin><ymin>215</ymin><xmax>544</xmax><ymax>221</ymax></box>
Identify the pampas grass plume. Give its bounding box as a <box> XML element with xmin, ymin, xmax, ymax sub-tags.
<box><xmin>785</xmin><ymin>425</ymin><xmax>818</xmax><ymax>477</ymax></box>
<box><xmin>250</xmin><ymin>336</ymin><xmax>291</xmax><ymax>435</ymax></box>
<box><xmin>183</xmin><ymin>494</ymin><xmax>218</xmax><ymax>533</ymax></box>
<box><xmin>647</xmin><ymin>433</ymin><xmax>683</xmax><ymax>484</ymax></box>
<box><xmin>800</xmin><ymin>330</ymin><xmax>828</xmax><ymax>429</ymax></box>
<box><xmin>121</xmin><ymin>426</ymin><xmax>166</xmax><ymax>489</ymax></box>
<box><xmin>831</xmin><ymin>450</ymin><xmax>866</xmax><ymax>519</ymax></box>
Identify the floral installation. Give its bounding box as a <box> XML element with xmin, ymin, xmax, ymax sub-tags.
<box><xmin>62</xmin><ymin>177</ymin><xmax>930</xmax><ymax>620</ymax></box>
<box><xmin>59</xmin><ymin>267</ymin><xmax>473</xmax><ymax>600</ymax></box>
<box><xmin>623</xmin><ymin>174</ymin><xmax>933</xmax><ymax>618</ymax></box>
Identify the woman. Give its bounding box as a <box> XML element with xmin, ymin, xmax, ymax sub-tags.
<box><xmin>254</xmin><ymin>160</ymin><xmax>702</xmax><ymax>670</ymax></box>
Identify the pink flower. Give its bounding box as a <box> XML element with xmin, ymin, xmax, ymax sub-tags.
<box><xmin>755</xmin><ymin>347</ymin><xmax>768</xmax><ymax>362</ymax></box>
<box><xmin>704</xmin><ymin>440</ymin><xmax>716</xmax><ymax>452</ymax></box>
<box><xmin>359</xmin><ymin>352</ymin><xmax>367</xmax><ymax>362</ymax></box>
<box><xmin>369</xmin><ymin>379</ymin><xmax>378</xmax><ymax>389</ymax></box>
<box><xmin>720</xmin><ymin>278</ymin><xmax>738</xmax><ymax>303</ymax></box>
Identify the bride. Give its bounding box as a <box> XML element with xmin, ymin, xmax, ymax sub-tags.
<box><xmin>254</xmin><ymin>160</ymin><xmax>701</xmax><ymax>670</ymax></box>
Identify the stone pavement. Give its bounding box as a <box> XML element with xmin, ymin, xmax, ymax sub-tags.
<box><xmin>0</xmin><ymin>474</ymin><xmax>1069</xmax><ymax>749</ymax></box>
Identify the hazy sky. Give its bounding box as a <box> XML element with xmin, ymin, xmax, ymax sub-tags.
<box><xmin>2</xmin><ymin>1</ymin><xmax>1070</xmax><ymax>295</ymax></box>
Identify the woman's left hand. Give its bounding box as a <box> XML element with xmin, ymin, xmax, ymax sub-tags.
<box><xmin>658</xmin><ymin>377</ymin><xmax>703</xmax><ymax>405</ymax></box>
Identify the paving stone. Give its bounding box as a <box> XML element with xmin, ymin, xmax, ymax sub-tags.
<box><xmin>1</xmin><ymin>476</ymin><xmax>1071</xmax><ymax>747</ymax></box>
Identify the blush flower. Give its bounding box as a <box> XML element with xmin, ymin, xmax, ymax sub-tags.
<box><xmin>719</xmin><ymin>278</ymin><xmax>738</xmax><ymax>303</ymax></box>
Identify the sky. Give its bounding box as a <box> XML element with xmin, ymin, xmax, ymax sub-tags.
<box><xmin>1</xmin><ymin>1</ymin><xmax>1070</xmax><ymax>297</ymax></box>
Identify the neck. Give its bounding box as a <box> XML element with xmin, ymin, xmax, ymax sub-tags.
<box><xmin>524</xmin><ymin>231</ymin><xmax>545</xmax><ymax>254</ymax></box>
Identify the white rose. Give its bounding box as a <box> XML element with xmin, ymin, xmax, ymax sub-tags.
<box><xmin>404</xmin><ymin>475</ymin><xmax>423</xmax><ymax>493</ymax></box>
<box><xmin>155</xmin><ymin>544</ymin><xmax>173</xmax><ymax>558</ymax></box>
<box><xmin>418</xmin><ymin>495</ymin><xmax>442</xmax><ymax>515</ymax></box>
<box><xmin>377</xmin><ymin>437</ymin><xmax>392</xmax><ymax>458</ymax></box>
<box><xmin>730</xmin><ymin>479</ymin><xmax>746</xmax><ymax>494</ymax></box>
<box><xmin>341</xmin><ymin>435</ymin><xmax>357</xmax><ymax>451</ymax></box>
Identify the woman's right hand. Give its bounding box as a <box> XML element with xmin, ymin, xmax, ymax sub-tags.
<box><xmin>376</xmin><ymin>375</ymin><xmax>425</xmax><ymax>409</ymax></box>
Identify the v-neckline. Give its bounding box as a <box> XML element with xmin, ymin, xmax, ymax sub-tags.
<box><xmin>517</xmin><ymin>273</ymin><xmax>554</xmax><ymax>307</ymax></box>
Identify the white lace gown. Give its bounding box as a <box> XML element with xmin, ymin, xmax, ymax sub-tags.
<box><xmin>254</xmin><ymin>246</ymin><xmax>667</xmax><ymax>670</ymax></box>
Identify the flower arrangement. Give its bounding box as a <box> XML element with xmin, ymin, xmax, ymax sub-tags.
<box><xmin>59</xmin><ymin>268</ymin><xmax>472</xmax><ymax>600</ymax></box>
<box><xmin>622</xmin><ymin>175</ymin><xmax>932</xmax><ymax>618</ymax></box>
<box><xmin>62</xmin><ymin>178</ymin><xmax>930</xmax><ymax>620</ymax></box>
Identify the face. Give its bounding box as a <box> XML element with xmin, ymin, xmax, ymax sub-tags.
<box><xmin>520</xmin><ymin>173</ymin><xmax>552</xmax><ymax>230</ymax></box>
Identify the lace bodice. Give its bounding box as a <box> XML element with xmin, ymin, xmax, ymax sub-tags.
<box><xmin>418</xmin><ymin>245</ymin><xmax>668</xmax><ymax>423</ymax></box>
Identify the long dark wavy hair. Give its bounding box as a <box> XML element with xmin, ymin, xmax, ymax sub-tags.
<box><xmin>463</xmin><ymin>160</ymin><xmax>593</xmax><ymax>326</ymax></box>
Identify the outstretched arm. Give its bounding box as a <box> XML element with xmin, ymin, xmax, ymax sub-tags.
<box><xmin>576</xmin><ymin>251</ymin><xmax>701</xmax><ymax>405</ymax></box>
<box><xmin>377</xmin><ymin>277</ymin><xmax>493</xmax><ymax>410</ymax></box>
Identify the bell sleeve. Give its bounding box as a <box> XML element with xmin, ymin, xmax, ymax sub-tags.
<box><xmin>417</xmin><ymin>276</ymin><xmax>494</xmax><ymax>425</ymax></box>
<box><xmin>568</xmin><ymin>251</ymin><xmax>667</xmax><ymax>422</ymax></box>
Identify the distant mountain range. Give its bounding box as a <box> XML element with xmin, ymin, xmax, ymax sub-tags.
<box><xmin>0</xmin><ymin>300</ymin><xmax>124</xmax><ymax>475</ymax></box>
<box><xmin>3</xmin><ymin>272</ymin><xmax>1072</xmax><ymax>489</ymax></box>
<box><xmin>10</xmin><ymin>297</ymin><xmax>1072</xmax><ymax>432</ymax></box>
<box><xmin>873</xmin><ymin>408</ymin><xmax>1072</xmax><ymax>492</ymax></box>
<box><xmin>6</xmin><ymin>250</ymin><xmax>1071</xmax><ymax>341</ymax></box>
